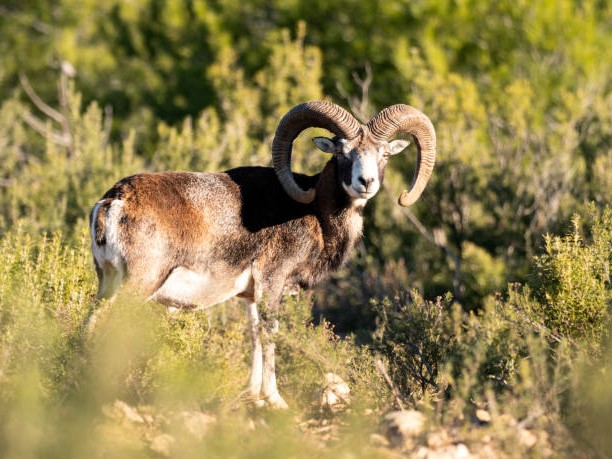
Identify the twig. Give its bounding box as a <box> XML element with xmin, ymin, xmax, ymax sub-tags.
<box><xmin>350</xmin><ymin>63</ymin><xmax>373</xmax><ymax>123</ymax></box>
<box><xmin>403</xmin><ymin>206</ymin><xmax>464</xmax><ymax>302</ymax></box>
<box><xmin>19</xmin><ymin>72</ymin><xmax>64</xmax><ymax>124</ymax></box>
<box><xmin>58</xmin><ymin>70</ymin><xmax>75</xmax><ymax>157</ymax></box>
<box><xmin>408</xmin><ymin>343</ymin><xmax>437</xmax><ymax>388</ymax></box>
<box><xmin>19</xmin><ymin>68</ymin><xmax>75</xmax><ymax>155</ymax></box>
<box><xmin>21</xmin><ymin>111</ymin><xmax>71</xmax><ymax>147</ymax></box>
<box><xmin>375</xmin><ymin>358</ymin><xmax>406</xmax><ymax>410</ymax></box>
<box><xmin>517</xmin><ymin>407</ymin><xmax>545</xmax><ymax>429</ymax></box>
<box><xmin>336</xmin><ymin>63</ymin><xmax>373</xmax><ymax>124</ymax></box>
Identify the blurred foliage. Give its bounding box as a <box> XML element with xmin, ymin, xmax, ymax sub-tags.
<box><xmin>0</xmin><ymin>228</ymin><xmax>391</xmax><ymax>458</ymax></box>
<box><xmin>531</xmin><ymin>208</ymin><xmax>612</xmax><ymax>355</ymax></box>
<box><xmin>0</xmin><ymin>0</ymin><xmax>612</xmax><ymax>456</ymax></box>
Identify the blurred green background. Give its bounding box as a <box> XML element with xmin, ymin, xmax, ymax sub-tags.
<box><xmin>0</xmin><ymin>1</ymin><xmax>610</xmax><ymax>457</ymax></box>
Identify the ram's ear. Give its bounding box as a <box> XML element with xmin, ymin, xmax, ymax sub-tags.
<box><xmin>312</xmin><ymin>137</ymin><xmax>338</xmax><ymax>154</ymax></box>
<box><xmin>387</xmin><ymin>139</ymin><xmax>410</xmax><ymax>156</ymax></box>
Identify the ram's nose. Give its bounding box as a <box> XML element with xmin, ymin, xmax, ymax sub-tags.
<box><xmin>358</xmin><ymin>176</ymin><xmax>375</xmax><ymax>191</ymax></box>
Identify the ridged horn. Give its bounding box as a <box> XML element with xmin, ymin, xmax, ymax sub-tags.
<box><xmin>367</xmin><ymin>104</ymin><xmax>436</xmax><ymax>206</ymax></box>
<box><xmin>272</xmin><ymin>101</ymin><xmax>362</xmax><ymax>203</ymax></box>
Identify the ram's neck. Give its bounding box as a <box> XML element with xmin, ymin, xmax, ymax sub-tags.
<box><xmin>313</xmin><ymin>160</ymin><xmax>365</xmax><ymax>276</ymax></box>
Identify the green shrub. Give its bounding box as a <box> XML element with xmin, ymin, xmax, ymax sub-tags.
<box><xmin>530</xmin><ymin>209</ymin><xmax>611</xmax><ymax>354</ymax></box>
<box><xmin>371</xmin><ymin>292</ymin><xmax>453</xmax><ymax>400</ymax></box>
<box><xmin>0</xmin><ymin>90</ymin><xmax>144</xmax><ymax>236</ymax></box>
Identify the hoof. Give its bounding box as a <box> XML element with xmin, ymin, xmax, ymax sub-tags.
<box><xmin>253</xmin><ymin>399</ymin><xmax>266</xmax><ymax>408</ymax></box>
<box><xmin>265</xmin><ymin>392</ymin><xmax>289</xmax><ymax>410</ymax></box>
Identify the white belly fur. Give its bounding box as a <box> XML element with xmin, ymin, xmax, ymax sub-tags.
<box><xmin>150</xmin><ymin>265</ymin><xmax>253</xmax><ymax>309</ymax></box>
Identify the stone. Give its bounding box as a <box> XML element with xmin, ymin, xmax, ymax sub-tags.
<box><xmin>427</xmin><ymin>430</ymin><xmax>451</xmax><ymax>448</ymax></box>
<box><xmin>416</xmin><ymin>443</ymin><xmax>472</xmax><ymax>459</ymax></box>
<box><xmin>175</xmin><ymin>411</ymin><xmax>216</xmax><ymax>440</ymax></box>
<box><xmin>370</xmin><ymin>433</ymin><xmax>390</xmax><ymax>448</ymax></box>
<box><xmin>150</xmin><ymin>434</ymin><xmax>175</xmax><ymax>457</ymax></box>
<box><xmin>474</xmin><ymin>409</ymin><xmax>491</xmax><ymax>424</ymax></box>
<box><xmin>319</xmin><ymin>372</ymin><xmax>350</xmax><ymax>409</ymax></box>
<box><xmin>517</xmin><ymin>427</ymin><xmax>538</xmax><ymax>449</ymax></box>
<box><xmin>383</xmin><ymin>410</ymin><xmax>426</xmax><ymax>448</ymax></box>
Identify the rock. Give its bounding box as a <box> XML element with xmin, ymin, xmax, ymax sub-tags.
<box><xmin>474</xmin><ymin>409</ymin><xmax>491</xmax><ymax>424</ymax></box>
<box><xmin>150</xmin><ymin>434</ymin><xmax>175</xmax><ymax>457</ymax></box>
<box><xmin>174</xmin><ymin>411</ymin><xmax>216</xmax><ymax>440</ymax></box>
<box><xmin>104</xmin><ymin>400</ymin><xmax>145</xmax><ymax>424</ymax></box>
<box><xmin>370</xmin><ymin>433</ymin><xmax>390</xmax><ymax>448</ymax></box>
<box><xmin>319</xmin><ymin>373</ymin><xmax>350</xmax><ymax>409</ymax></box>
<box><xmin>476</xmin><ymin>444</ymin><xmax>498</xmax><ymax>458</ymax></box>
<box><xmin>383</xmin><ymin>410</ymin><xmax>426</xmax><ymax>448</ymax></box>
<box><xmin>416</xmin><ymin>443</ymin><xmax>472</xmax><ymax>459</ymax></box>
<box><xmin>517</xmin><ymin>427</ymin><xmax>537</xmax><ymax>449</ymax></box>
<box><xmin>452</xmin><ymin>444</ymin><xmax>472</xmax><ymax>459</ymax></box>
<box><xmin>427</xmin><ymin>430</ymin><xmax>451</xmax><ymax>448</ymax></box>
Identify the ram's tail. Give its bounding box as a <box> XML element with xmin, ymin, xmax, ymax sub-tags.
<box><xmin>90</xmin><ymin>199</ymin><xmax>113</xmax><ymax>246</ymax></box>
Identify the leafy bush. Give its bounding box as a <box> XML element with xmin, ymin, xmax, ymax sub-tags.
<box><xmin>371</xmin><ymin>293</ymin><xmax>453</xmax><ymax>399</ymax></box>
<box><xmin>530</xmin><ymin>209</ymin><xmax>612</xmax><ymax>354</ymax></box>
<box><xmin>365</xmin><ymin>208</ymin><xmax>612</xmax><ymax>456</ymax></box>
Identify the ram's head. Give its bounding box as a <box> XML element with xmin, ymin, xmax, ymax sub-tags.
<box><xmin>272</xmin><ymin>100</ymin><xmax>436</xmax><ymax>206</ymax></box>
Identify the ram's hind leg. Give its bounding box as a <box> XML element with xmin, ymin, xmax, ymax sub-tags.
<box><xmin>95</xmin><ymin>260</ymin><xmax>124</xmax><ymax>301</ymax></box>
<box><xmin>83</xmin><ymin>260</ymin><xmax>125</xmax><ymax>335</ymax></box>
<box><xmin>260</xmin><ymin>318</ymin><xmax>288</xmax><ymax>409</ymax></box>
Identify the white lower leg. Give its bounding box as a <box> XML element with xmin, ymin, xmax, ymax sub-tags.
<box><xmin>245</xmin><ymin>300</ymin><xmax>263</xmax><ymax>400</ymax></box>
<box><xmin>261</xmin><ymin>321</ymin><xmax>288</xmax><ymax>409</ymax></box>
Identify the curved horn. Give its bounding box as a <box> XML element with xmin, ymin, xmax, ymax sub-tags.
<box><xmin>272</xmin><ymin>101</ymin><xmax>362</xmax><ymax>203</ymax></box>
<box><xmin>367</xmin><ymin>104</ymin><xmax>436</xmax><ymax>207</ymax></box>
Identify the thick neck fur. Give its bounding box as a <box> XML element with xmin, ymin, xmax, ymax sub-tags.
<box><xmin>307</xmin><ymin>158</ymin><xmax>365</xmax><ymax>283</ymax></box>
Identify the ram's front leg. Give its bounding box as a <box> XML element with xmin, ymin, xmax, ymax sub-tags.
<box><xmin>260</xmin><ymin>315</ymin><xmax>288</xmax><ymax>409</ymax></box>
<box><xmin>244</xmin><ymin>297</ymin><xmax>287</xmax><ymax>409</ymax></box>
<box><xmin>245</xmin><ymin>263</ymin><xmax>289</xmax><ymax>409</ymax></box>
<box><xmin>245</xmin><ymin>299</ymin><xmax>264</xmax><ymax>405</ymax></box>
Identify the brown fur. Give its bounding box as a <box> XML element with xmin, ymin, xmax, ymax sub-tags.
<box><xmin>90</xmin><ymin>143</ymin><xmax>389</xmax><ymax>409</ymax></box>
<box><xmin>90</xmin><ymin>101</ymin><xmax>434</xmax><ymax>408</ymax></box>
<box><xmin>91</xmin><ymin>159</ymin><xmax>362</xmax><ymax>305</ymax></box>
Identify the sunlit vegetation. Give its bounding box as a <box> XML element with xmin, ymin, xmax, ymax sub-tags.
<box><xmin>0</xmin><ymin>0</ymin><xmax>610</xmax><ymax>457</ymax></box>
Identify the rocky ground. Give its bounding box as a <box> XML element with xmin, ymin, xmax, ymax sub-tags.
<box><xmin>97</xmin><ymin>373</ymin><xmax>556</xmax><ymax>458</ymax></box>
